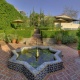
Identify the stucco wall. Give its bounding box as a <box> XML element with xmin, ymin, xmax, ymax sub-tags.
<box><xmin>55</xmin><ymin>23</ymin><xmax>79</xmax><ymax>30</ymax></box>
<box><xmin>61</xmin><ymin>23</ymin><xmax>79</xmax><ymax>30</ymax></box>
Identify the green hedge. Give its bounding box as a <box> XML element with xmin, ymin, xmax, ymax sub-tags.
<box><xmin>0</xmin><ymin>30</ymin><xmax>4</xmax><ymax>33</ymax></box>
<box><xmin>62</xmin><ymin>35</ymin><xmax>77</xmax><ymax>44</ymax></box>
<box><xmin>41</xmin><ymin>30</ymin><xmax>63</xmax><ymax>38</ymax></box>
<box><xmin>41</xmin><ymin>30</ymin><xmax>77</xmax><ymax>44</ymax></box>
<box><xmin>39</xmin><ymin>27</ymin><xmax>54</xmax><ymax>30</ymax></box>
<box><xmin>0</xmin><ymin>28</ymin><xmax>34</xmax><ymax>38</ymax></box>
<box><xmin>41</xmin><ymin>30</ymin><xmax>56</xmax><ymax>38</ymax></box>
<box><xmin>41</xmin><ymin>30</ymin><xmax>77</xmax><ymax>39</ymax></box>
<box><xmin>16</xmin><ymin>30</ymin><xmax>34</xmax><ymax>38</ymax></box>
<box><xmin>66</xmin><ymin>30</ymin><xmax>77</xmax><ymax>36</ymax></box>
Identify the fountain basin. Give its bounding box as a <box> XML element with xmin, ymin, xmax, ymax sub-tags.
<box><xmin>8</xmin><ymin>46</ymin><xmax>64</xmax><ymax>80</ymax></box>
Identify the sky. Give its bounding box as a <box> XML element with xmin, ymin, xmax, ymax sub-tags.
<box><xmin>6</xmin><ymin>0</ymin><xmax>80</xmax><ymax>18</ymax></box>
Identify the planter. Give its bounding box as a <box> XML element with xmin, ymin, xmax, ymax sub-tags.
<box><xmin>12</xmin><ymin>39</ymin><xmax>17</xmax><ymax>43</ymax></box>
<box><xmin>78</xmin><ymin>50</ymin><xmax>80</xmax><ymax>57</ymax></box>
<box><xmin>57</xmin><ymin>40</ymin><xmax>62</xmax><ymax>45</ymax></box>
<box><xmin>16</xmin><ymin>41</ymin><xmax>19</xmax><ymax>44</ymax></box>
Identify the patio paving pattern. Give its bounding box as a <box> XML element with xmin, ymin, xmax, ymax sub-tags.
<box><xmin>0</xmin><ymin>42</ymin><xmax>80</xmax><ymax>80</ymax></box>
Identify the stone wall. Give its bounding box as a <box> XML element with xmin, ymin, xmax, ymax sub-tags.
<box><xmin>19</xmin><ymin>38</ymin><xmax>56</xmax><ymax>46</ymax></box>
<box><xmin>55</xmin><ymin>22</ymin><xmax>79</xmax><ymax>30</ymax></box>
<box><xmin>19</xmin><ymin>38</ymin><xmax>31</xmax><ymax>45</ymax></box>
<box><xmin>43</xmin><ymin>38</ymin><xmax>55</xmax><ymax>45</ymax></box>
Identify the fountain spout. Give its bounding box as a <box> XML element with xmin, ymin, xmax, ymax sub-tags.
<box><xmin>36</xmin><ymin>48</ymin><xmax>39</xmax><ymax>61</ymax></box>
<box><xmin>35</xmin><ymin>39</ymin><xmax>40</xmax><ymax>61</ymax></box>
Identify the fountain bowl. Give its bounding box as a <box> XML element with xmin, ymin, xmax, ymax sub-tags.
<box><xmin>8</xmin><ymin>46</ymin><xmax>64</xmax><ymax>80</ymax></box>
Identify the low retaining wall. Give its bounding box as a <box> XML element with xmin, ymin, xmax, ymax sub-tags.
<box><xmin>20</xmin><ymin>38</ymin><xmax>56</xmax><ymax>46</ymax></box>
<box><xmin>19</xmin><ymin>38</ymin><xmax>31</xmax><ymax>45</ymax></box>
<box><xmin>43</xmin><ymin>38</ymin><xmax>55</xmax><ymax>45</ymax></box>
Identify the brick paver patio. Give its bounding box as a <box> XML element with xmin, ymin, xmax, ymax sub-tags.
<box><xmin>0</xmin><ymin>42</ymin><xmax>80</xmax><ymax>80</ymax></box>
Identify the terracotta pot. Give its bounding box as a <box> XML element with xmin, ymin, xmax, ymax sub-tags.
<box><xmin>12</xmin><ymin>39</ymin><xmax>16</xmax><ymax>43</ymax></box>
<box><xmin>16</xmin><ymin>40</ymin><xmax>19</xmax><ymax>44</ymax></box>
<box><xmin>57</xmin><ymin>40</ymin><xmax>62</xmax><ymax>45</ymax></box>
<box><xmin>78</xmin><ymin>50</ymin><xmax>80</xmax><ymax>57</ymax></box>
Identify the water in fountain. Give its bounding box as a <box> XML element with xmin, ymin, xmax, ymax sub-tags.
<box><xmin>17</xmin><ymin>48</ymin><xmax>56</xmax><ymax>68</ymax></box>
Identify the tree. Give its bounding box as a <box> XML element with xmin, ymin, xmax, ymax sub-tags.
<box><xmin>44</xmin><ymin>15</ymin><xmax>55</xmax><ymax>29</ymax></box>
<box><xmin>29</xmin><ymin>9</ymin><xmax>35</xmax><ymax>27</ymax></box>
<box><xmin>63</xmin><ymin>7</ymin><xmax>79</xmax><ymax>19</ymax></box>
<box><xmin>29</xmin><ymin>10</ymin><xmax>40</xmax><ymax>27</ymax></box>
<box><xmin>39</xmin><ymin>10</ymin><xmax>44</xmax><ymax>26</ymax></box>
<box><xmin>19</xmin><ymin>11</ymin><xmax>29</xmax><ymax>28</ymax></box>
<box><xmin>20</xmin><ymin>11</ymin><xmax>26</xmax><ymax>16</ymax></box>
<box><xmin>29</xmin><ymin>10</ymin><xmax>55</xmax><ymax>28</ymax></box>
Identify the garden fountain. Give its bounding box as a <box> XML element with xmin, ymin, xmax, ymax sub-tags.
<box><xmin>8</xmin><ymin>29</ymin><xmax>64</xmax><ymax>80</ymax></box>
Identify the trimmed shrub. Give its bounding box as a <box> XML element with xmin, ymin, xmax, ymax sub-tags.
<box><xmin>41</xmin><ymin>30</ymin><xmax>55</xmax><ymax>38</ymax></box>
<box><xmin>39</xmin><ymin>27</ymin><xmax>54</xmax><ymax>30</ymax></box>
<box><xmin>0</xmin><ymin>33</ymin><xmax>5</xmax><ymax>40</ymax></box>
<box><xmin>62</xmin><ymin>35</ymin><xmax>77</xmax><ymax>44</ymax></box>
<box><xmin>0</xmin><ymin>28</ymin><xmax>34</xmax><ymax>38</ymax></box>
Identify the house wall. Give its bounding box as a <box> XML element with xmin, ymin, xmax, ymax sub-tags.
<box><xmin>55</xmin><ymin>22</ymin><xmax>79</xmax><ymax>30</ymax></box>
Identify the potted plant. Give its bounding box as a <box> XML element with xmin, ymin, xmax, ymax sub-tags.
<box><xmin>0</xmin><ymin>33</ymin><xmax>5</xmax><ymax>41</ymax></box>
<box><xmin>76</xmin><ymin>27</ymin><xmax>80</xmax><ymax>57</ymax></box>
<box><xmin>4</xmin><ymin>35</ymin><xmax>9</xmax><ymax>43</ymax></box>
<box><xmin>54</xmin><ymin>33</ymin><xmax>62</xmax><ymax>44</ymax></box>
<box><xmin>12</xmin><ymin>34</ymin><xmax>17</xmax><ymax>43</ymax></box>
<box><xmin>16</xmin><ymin>36</ymin><xmax>23</xmax><ymax>44</ymax></box>
<box><xmin>77</xmin><ymin>42</ymin><xmax>80</xmax><ymax>57</ymax></box>
<box><xmin>7</xmin><ymin>34</ymin><xmax>13</xmax><ymax>43</ymax></box>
